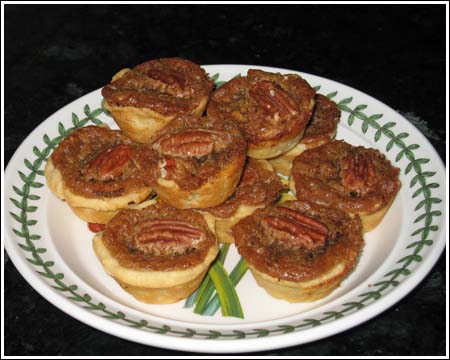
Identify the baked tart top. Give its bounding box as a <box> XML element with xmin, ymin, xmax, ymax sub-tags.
<box><xmin>149</xmin><ymin>115</ymin><xmax>247</xmax><ymax>191</ymax></box>
<box><xmin>49</xmin><ymin>125</ymin><xmax>154</xmax><ymax>198</ymax></box>
<box><xmin>233</xmin><ymin>200</ymin><xmax>363</xmax><ymax>282</ymax></box>
<box><xmin>207</xmin><ymin>69</ymin><xmax>316</xmax><ymax>147</ymax></box>
<box><xmin>291</xmin><ymin>140</ymin><xmax>401</xmax><ymax>213</ymax></box>
<box><xmin>101</xmin><ymin>57</ymin><xmax>214</xmax><ymax>116</ymax></box>
<box><xmin>301</xmin><ymin>94</ymin><xmax>340</xmax><ymax>145</ymax></box>
<box><xmin>100</xmin><ymin>202</ymin><xmax>217</xmax><ymax>271</ymax></box>
<box><xmin>206</xmin><ymin>159</ymin><xmax>283</xmax><ymax>218</ymax></box>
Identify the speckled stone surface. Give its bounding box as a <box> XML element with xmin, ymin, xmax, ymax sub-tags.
<box><xmin>4</xmin><ymin>5</ymin><xmax>446</xmax><ymax>356</ymax></box>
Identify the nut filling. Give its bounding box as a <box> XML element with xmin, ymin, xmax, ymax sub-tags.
<box><xmin>233</xmin><ymin>200</ymin><xmax>364</xmax><ymax>282</ymax></box>
<box><xmin>207</xmin><ymin>69</ymin><xmax>316</xmax><ymax>146</ymax></box>
<box><xmin>133</xmin><ymin>219</ymin><xmax>205</xmax><ymax>256</ymax></box>
<box><xmin>49</xmin><ymin>125</ymin><xmax>154</xmax><ymax>198</ymax></box>
<box><xmin>102</xmin><ymin>203</ymin><xmax>217</xmax><ymax>271</ymax></box>
<box><xmin>101</xmin><ymin>57</ymin><xmax>214</xmax><ymax>115</ymax></box>
<box><xmin>291</xmin><ymin>140</ymin><xmax>401</xmax><ymax>213</ymax></box>
<box><xmin>260</xmin><ymin>207</ymin><xmax>329</xmax><ymax>251</ymax></box>
<box><xmin>149</xmin><ymin>115</ymin><xmax>247</xmax><ymax>191</ymax></box>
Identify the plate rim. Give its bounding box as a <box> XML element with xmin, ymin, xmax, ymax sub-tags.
<box><xmin>4</xmin><ymin>64</ymin><xmax>446</xmax><ymax>353</ymax></box>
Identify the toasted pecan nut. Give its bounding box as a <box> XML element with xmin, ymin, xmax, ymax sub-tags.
<box><xmin>153</xmin><ymin>129</ymin><xmax>226</xmax><ymax>158</ymax></box>
<box><xmin>261</xmin><ymin>216</ymin><xmax>326</xmax><ymax>250</ymax></box>
<box><xmin>340</xmin><ymin>151</ymin><xmax>377</xmax><ymax>197</ymax></box>
<box><xmin>249</xmin><ymin>81</ymin><xmax>298</xmax><ymax>117</ymax></box>
<box><xmin>260</xmin><ymin>208</ymin><xmax>328</xmax><ymax>250</ymax></box>
<box><xmin>275</xmin><ymin>206</ymin><xmax>329</xmax><ymax>235</ymax></box>
<box><xmin>85</xmin><ymin>144</ymin><xmax>135</xmax><ymax>181</ymax></box>
<box><xmin>134</xmin><ymin>219</ymin><xmax>204</xmax><ymax>256</ymax></box>
<box><xmin>143</xmin><ymin>69</ymin><xmax>188</xmax><ymax>96</ymax></box>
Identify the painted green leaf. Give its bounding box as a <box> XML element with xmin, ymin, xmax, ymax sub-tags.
<box><xmin>338</xmin><ymin>97</ymin><xmax>353</xmax><ymax>105</ymax></box>
<box><xmin>326</xmin><ymin>91</ymin><xmax>337</xmax><ymax>98</ymax></box>
<box><xmin>84</xmin><ymin>104</ymin><xmax>91</xmax><ymax>116</ymax></box>
<box><xmin>278</xmin><ymin>325</ymin><xmax>295</xmax><ymax>333</ymax></box>
<box><xmin>255</xmin><ymin>328</ymin><xmax>270</xmax><ymax>337</ymax></box>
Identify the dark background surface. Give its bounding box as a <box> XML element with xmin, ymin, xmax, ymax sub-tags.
<box><xmin>4</xmin><ymin>4</ymin><xmax>446</xmax><ymax>356</ymax></box>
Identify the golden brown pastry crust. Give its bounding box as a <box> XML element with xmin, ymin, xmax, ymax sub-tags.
<box><xmin>102</xmin><ymin>58</ymin><xmax>214</xmax><ymax>143</ymax></box>
<box><xmin>45</xmin><ymin>125</ymin><xmax>154</xmax><ymax>223</ymax></box>
<box><xmin>93</xmin><ymin>202</ymin><xmax>219</xmax><ymax>304</ymax></box>
<box><xmin>233</xmin><ymin>200</ymin><xmax>364</xmax><ymax>302</ymax></box>
<box><xmin>148</xmin><ymin>115</ymin><xmax>247</xmax><ymax>209</ymax></box>
<box><xmin>207</xmin><ymin>69</ymin><xmax>315</xmax><ymax>159</ymax></box>
<box><xmin>205</xmin><ymin>159</ymin><xmax>283</xmax><ymax>243</ymax></box>
<box><xmin>269</xmin><ymin>94</ymin><xmax>340</xmax><ymax>175</ymax></box>
<box><xmin>290</xmin><ymin>140</ymin><xmax>401</xmax><ymax>232</ymax></box>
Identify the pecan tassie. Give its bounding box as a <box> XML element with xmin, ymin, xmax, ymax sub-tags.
<box><xmin>45</xmin><ymin>125</ymin><xmax>155</xmax><ymax>224</ymax></box>
<box><xmin>101</xmin><ymin>58</ymin><xmax>214</xmax><ymax>143</ymax></box>
<box><xmin>290</xmin><ymin>140</ymin><xmax>401</xmax><ymax>232</ymax></box>
<box><xmin>102</xmin><ymin>57</ymin><xmax>213</xmax><ymax>116</ymax></box>
<box><xmin>98</xmin><ymin>202</ymin><xmax>217</xmax><ymax>271</ymax></box>
<box><xmin>233</xmin><ymin>200</ymin><xmax>363</xmax><ymax>301</ymax></box>
<box><xmin>148</xmin><ymin>115</ymin><xmax>247</xmax><ymax>209</ymax></box>
<box><xmin>47</xmin><ymin>125</ymin><xmax>153</xmax><ymax>199</ymax></box>
<box><xmin>93</xmin><ymin>202</ymin><xmax>219</xmax><ymax>304</ymax></box>
<box><xmin>204</xmin><ymin>159</ymin><xmax>283</xmax><ymax>243</ymax></box>
<box><xmin>269</xmin><ymin>94</ymin><xmax>341</xmax><ymax>175</ymax></box>
<box><xmin>301</xmin><ymin>94</ymin><xmax>341</xmax><ymax>145</ymax></box>
<box><xmin>207</xmin><ymin>69</ymin><xmax>316</xmax><ymax>159</ymax></box>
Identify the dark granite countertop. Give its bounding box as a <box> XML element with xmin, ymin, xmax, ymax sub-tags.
<box><xmin>4</xmin><ymin>4</ymin><xmax>446</xmax><ymax>356</ymax></box>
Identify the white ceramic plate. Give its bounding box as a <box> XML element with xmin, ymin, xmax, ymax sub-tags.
<box><xmin>5</xmin><ymin>65</ymin><xmax>446</xmax><ymax>353</ymax></box>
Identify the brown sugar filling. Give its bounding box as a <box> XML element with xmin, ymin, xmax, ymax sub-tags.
<box><xmin>50</xmin><ymin>125</ymin><xmax>154</xmax><ymax>198</ymax></box>
<box><xmin>102</xmin><ymin>57</ymin><xmax>214</xmax><ymax>115</ymax></box>
<box><xmin>150</xmin><ymin>115</ymin><xmax>247</xmax><ymax>191</ymax></box>
<box><xmin>207</xmin><ymin>69</ymin><xmax>315</xmax><ymax>146</ymax></box>
<box><xmin>101</xmin><ymin>203</ymin><xmax>216</xmax><ymax>271</ymax></box>
<box><xmin>233</xmin><ymin>200</ymin><xmax>363</xmax><ymax>282</ymax></box>
<box><xmin>301</xmin><ymin>94</ymin><xmax>340</xmax><ymax>144</ymax></box>
<box><xmin>291</xmin><ymin>140</ymin><xmax>401</xmax><ymax>213</ymax></box>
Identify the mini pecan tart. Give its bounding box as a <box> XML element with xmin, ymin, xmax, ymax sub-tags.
<box><xmin>102</xmin><ymin>58</ymin><xmax>214</xmax><ymax>143</ymax></box>
<box><xmin>93</xmin><ymin>201</ymin><xmax>219</xmax><ymax>304</ymax></box>
<box><xmin>269</xmin><ymin>94</ymin><xmax>340</xmax><ymax>176</ymax></box>
<box><xmin>149</xmin><ymin>114</ymin><xmax>247</xmax><ymax>209</ymax></box>
<box><xmin>207</xmin><ymin>69</ymin><xmax>315</xmax><ymax>159</ymax></box>
<box><xmin>45</xmin><ymin>125</ymin><xmax>154</xmax><ymax>224</ymax></box>
<box><xmin>233</xmin><ymin>200</ymin><xmax>364</xmax><ymax>302</ymax></box>
<box><xmin>290</xmin><ymin>140</ymin><xmax>401</xmax><ymax>232</ymax></box>
<box><xmin>204</xmin><ymin>159</ymin><xmax>283</xmax><ymax>243</ymax></box>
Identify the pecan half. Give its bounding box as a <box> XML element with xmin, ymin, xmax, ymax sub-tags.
<box><xmin>249</xmin><ymin>81</ymin><xmax>298</xmax><ymax>117</ymax></box>
<box><xmin>85</xmin><ymin>144</ymin><xmax>135</xmax><ymax>181</ymax></box>
<box><xmin>260</xmin><ymin>207</ymin><xmax>328</xmax><ymax>250</ymax></box>
<box><xmin>134</xmin><ymin>219</ymin><xmax>204</xmax><ymax>256</ymax></box>
<box><xmin>153</xmin><ymin>129</ymin><xmax>226</xmax><ymax>158</ymax></box>
<box><xmin>145</xmin><ymin>69</ymin><xmax>188</xmax><ymax>96</ymax></box>
<box><xmin>340</xmin><ymin>151</ymin><xmax>377</xmax><ymax>197</ymax></box>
